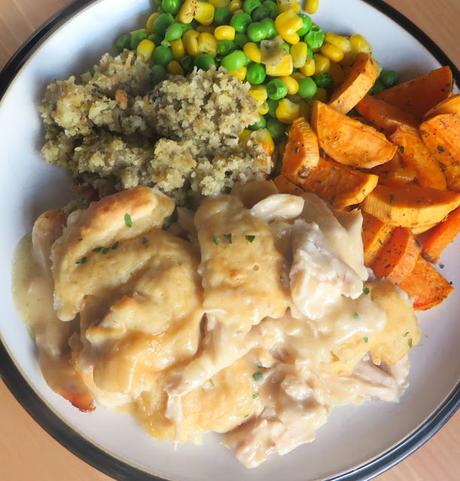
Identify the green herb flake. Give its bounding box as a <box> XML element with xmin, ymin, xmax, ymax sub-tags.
<box><xmin>212</xmin><ymin>235</ymin><xmax>220</xmax><ymax>245</ymax></box>
<box><xmin>111</xmin><ymin>241</ymin><xmax>120</xmax><ymax>250</ymax></box>
<box><xmin>252</xmin><ymin>371</ymin><xmax>263</xmax><ymax>382</ymax></box>
<box><xmin>208</xmin><ymin>378</ymin><xmax>215</xmax><ymax>388</ymax></box>
<box><xmin>408</xmin><ymin>338</ymin><xmax>413</xmax><ymax>348</ymax></box>
<box><xmin>101</xmin><ymin>247</ymin><xmax>110</xmax><ymax>254</ymax></box>
<box><xmin>142</xmin><ymin>237</ymin><xmax>149</xmax><ymax>245</ymax></box>
<box><xmin>353</xmin><ymin>312</ymin><xmax>360</xmax><ymax>320</ymax></box>
<box><xmin>252</xmin><ymin>392</ymin><xmax>259</xmax><ymax>399</ymax></box>
<box><xmin>363</xmin><ymin>336</ymin><xmax>369</xmax><ymax>343</ymax></box>
<box><xmin>224</xmin><ymin>233</ymin><xmax>233</xmax><ymax>244</ymax></box>
<box><xmin>363</xmin><ymin>287</ymin><xmax>370</xmax><ymax>295</ymax></box>
<box><xmin>244</xmin><ymin>413</ymin><xmax>250</xmax><ymax>418</ymax></box>
<box><xmin>437</xmin><ymin>145</ymin><xmax>445</xmax><ymax>153</ymax></box>
<box><xmin>403</xmin><ymin>331</ymin><xmax>410</xmax><ymax>337</ymax></box>
<box><xmin>76</xmin><ymin>257</ymin><xmax>87</xmax><ymax>265</ymax></box>
<box><xmin>398</xmin><ymin>145</ymin><xmax>405</xmax><ymax>154</ymax></box>
<box><xmin>163</xmin><ymin>214</ymin><xmax>174</xmax><ymax>228</ymax></box>
<box><xmin>124</xmin><ymin>213</ymin><xmax>133</xmax><ymax>228</ymax></box>
<box><xmin>93</xmin><ymin>246</ymin><xmax>105</xmax><ymax>253</ymax></box>
<box><xmin>389</xmin><ymin>194</ymin><xmax>396</xmax><ymax>203</ymax></box>
<box><xmin>245</xmin><ymin>235</ymin><xmax>256</xmax><ymax>243</ymax></box>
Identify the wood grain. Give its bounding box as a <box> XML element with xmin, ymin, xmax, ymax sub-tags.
<box><xmin>0</xmin><ymin>1</ymin><xmax>458</xmax><ymax>480</ymax></box>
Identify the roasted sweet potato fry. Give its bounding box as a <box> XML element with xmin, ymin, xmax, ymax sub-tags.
<box><xmin>371</xmin><ymin>227</ymin><xmax>419</xmax><ymax>285</ymax></box>
<box><xmin>356</xmin><ymin>95</ymin><xmax>418</xmax><ymax>135</ymax></box>
<box><xmin>311</xmin><ymin>101</ymin><xmax>396</xmax><ymax>169</ymax></box>
<box><xmin>274</xmin><ymin>175</ymin><xmax>305</xmax><ymax>196</ymax></box>
<box><xmin>399</xmin><ymin>256</ymin><xmax>453</xmax><ymax>310</ymax></box>
<box><xmin>411</xmin><ymin>223</ymin><xmax>438</xmax><ymax>235</ymax></box>
<box><xmin>425</xmin><ymin>94</ymin><xmax>460</xmax><ymax>118</ymax></box>
<box><xmin>362</xmin><ymin>184</ymin><xmax>460</xmax><ymax>228</ymax></box>
<box><xmin>328</xmin><ymin>53</ymin><xmax>379</xmax><ymax>114</ymax></box>
<box><xmin>362</xmin><ymin>212</ymin><xmax>393</xmax><ymax>266</ymax></box>
<box><xmin>371</xmin><ymin>153</ymin><xmax>417</xmax><ymax>187</ymax></box>
<box><xmin>390</xmin><ymin>125</ymin><xmax>446</xmax><ymax>190</ymax></box>
<box><xmin>422</xmin><ymin>207</ymin><xmax>460</xmax><ymax>262</ymax></box>
<box><xmin>376</xmin><ymin>66</ymin><xmax>453</xmax><ymax>120</ymax></box>
<box><xmin>420</xmin><ymin>113</ymin><xmax>460</xmax><ymax>192</ymax></box>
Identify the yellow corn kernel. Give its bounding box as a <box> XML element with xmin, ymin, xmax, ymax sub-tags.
<box><xmin>243</xmin><ymin>42</ymin><xmax>262</xmax><ymax>63</ymax></box>
<box><xmin>292</xmin><ymin>71</ymin><xmax>305</xmax><ymax>82</ymax></box>
<box><xmin>229</xmin><ymin>0</ymin><xmax>242</xmax><ymax>11</ymax></box>
<box><xmin>329</xmin><ymin>62</ymin><xmax>345</xmax><ymax>85</ymax></box>
<box><xmin>276</xmin><ymin>98</ymin><xmax>301</xmax><ymax>124</ymax></box>
<box><xmin>197</xmin><ymin>25</ymin><xmax>215</xmax><ymax>33</ymax></box>
<box><xmin>252</xmin><ymin>128</ymin><xmax>275</xmax><ymax>155</ymax></box>
<box><xmin>209</xmin><ymin>0</ymin><xmax>230</xmax><ymax>7</ymax></box>
<box><xmin>291</xmin><ymin>42</ymin><xmax>308</xmax><ymax>68</ymax></box>
<box><xmin>146</xmin><ymin>12</ymin><xmax>160</xmax><ymax>34</ymax></box>
<box><xmin>177</xmin><ymin>0</ymin><xmax>198</xmax><ymax>24</ymax></box>
<box><xmin>258</xmin><ymin>102</ymin><xmax>269</xmax><ymax>115</ymax></box>
<box><xmin>136</xmin><ymin>39</ymin><xmax>155</xmax><ymax>62</ymax></box>
<box><xmin>249</xmin><ymin>85</ymin><xmax>268</xmax><ymax>104</ymax></box>
<box><xmin>275</xmin><ymin>9</ymin><xmax>303</xmax><ymax>43</ymax></box>
<box><xmin>277</xmin><ymin>0</ymin><xmax>301</xmax><ymax>13</ymax></box>
<box><xmin>314</xmin><ymin>53</ymin><xmax>330</xmax><ymax>73</ymax></box>
<box><xmin>325</xmin><ymin>32</ymin><xmax>351</xmax><ymax>53</ymax></box>
<box><xmin>167</xmin><ymin>60</ymin><xmax>184</xmax><ymax>75</ymax></box>
<box><xmin>171</xmin><ymin>38</ymin><xmax>186</xmax><ymax>60</ymax></box>
<box><xmin>350</xmin><ymin>34</ymin><xmax>372</xmax><ymax>54</ymax></box>
<box><xmin>239</xmin><ymin>129</ymin><xmax>252</xmax><ymax>142</ymax></box>
<box><xmin>300</xmin><ymin>56</ymin><xmax>315</xmax><ymax>76</ymax></box>
<box><xmin>266</xmin><ymin>54</ymin><xmax>293</xmax><ymax>76</ymax></box>
<box><xmin>230</xmin><ymin>66</ymin><xmax>247</xmax><ymax>81</ymax></box>
<box><xmin>198</xmin><ymin>32</ymin><xmax>217</xmax><ymax>55</ymax></box>
<box><xmin>214</xmin><ymin>25</ymin><xmax>235</xmax><ymax>40</ymax></box>
<box><xmin>314</xmin><ymin>87</ymin><xmax>328</xmax><ymax>103</ymax></box>
<box><xmin>195</xmin><ymin>1</ymin><xmax>215</xmax><ymax>25</ymax></box>
<box><xmin>320</xmin><ymin>42</ymin><xmax>344</xmax><ymax>63</ymax></box>
<box><xmin>305</xmin><ymin>0</ymin><xmax>319</xmax><ymax>14</ymax></box>
<box><xmin>183</xmin><ymin>30</ymin><xmax>200</xmax><ymax>56</ymax></box>
<box><xmin>281</xmin><ymin>76</ymin><xmax>299</xmax><ymax>95</ymax></box>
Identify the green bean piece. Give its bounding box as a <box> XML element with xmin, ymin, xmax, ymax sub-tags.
<box><xmin>153</xmin><ymin>13</ymin><xmax>175</xmax><ymax>38</ymax></box>
<box><xmin>214</xmin><ymin>7</ymin><xmax>232</xmax><ymax>25</ymax></box>
<box><xmin>164</xmin><ymin>22</ymin><xmax>188</xmax><ymax>42</ymax></box>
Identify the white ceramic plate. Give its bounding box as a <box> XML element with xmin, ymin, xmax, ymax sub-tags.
<box><xmin>0</xmin><ymin>1</ymin><xmax>458</xmax><ymax>480</ymax></box>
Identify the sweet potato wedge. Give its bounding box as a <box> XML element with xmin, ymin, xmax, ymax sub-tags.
<box><xmin>273</xmin><ymin>175</ymin><xmax>305</xmax><ymax>196</ymax></box>
<box><xmin>371</xmin><ymin>153</ymin><xmax>417</xmax><ymax>187</ymax></box>
<box><xmin>390</xmin><ymin>125</ymin><xmax>446</xmax><ymax>190</ymax></box>
<box><xmin>362</xmin><ymin>184</ymin><xmax>460</xmax><ymax>228</ymax></box>
<box><xmin>328</xmin><ymin>53</ymin><xmax>379</xmax><ymax>114</ymax></box>
<box><xmin>356</xmin><ymin>95</ymin><xmax>418</xmax><ymax>135</ymax></box>
<box><xmin>282</xmin><ymin>117</ymin><xmax>319</xmax><ymax>181</ymax></box>
<box><xmin>371</xmin><ymin>227</ymin><xmax>419</xmax><ymax>285</ymax></box>
<box><xmin>376</xmin><ymin>66</ymin><xmax>453</xmax><ymax>119</ymax></box>
<box><xmin>425</xmin><ymin>94</ymin><xmax>460</xmax><ymax>119</ymax></box>
<box><xmin>399</xmin><ymin>256</ymin><xmax>453</xmax><ymax>310</ymax></box>
<box><xmin>311</xmin><ymin>101</ymin><xmax>396</xmax><ymax>169</ymax></box>
<box><xmin>420</xmin><ymin>113</ymin><xmax>460</xmax><ymax>192</ymax></box>
<box><xmin>422</xmin><ymin>207</ymin><xmax>460</xmax><ymax>262</ymax></box>
<box><xmin>411</xmin><ymin>223</ymin><xmax>438</xmax><ymax>235</ymax></box>
<box><xmin>362</xmin><ymin>212</ymin><xmax>393</xmax><ymax>266</ymax></box>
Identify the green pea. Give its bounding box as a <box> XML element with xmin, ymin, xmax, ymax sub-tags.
<box><xmin>315</xmin><ymin>72</ymin><xmax>333</xmax><ymax>89</ymax></box>
<box><xmin>369</xmin><ymin>80</ymin><xmax>385</xmax><ymax>96</ymax></box>
<box><xmin>298</xmin><ymin>77</ymin><xmax>317</xmax><ymax>99</ymax></box>
<box><xmin>267</xmin><ymin>78</ymin><xmax>288</xmax><ymax>100</ymax></box>
<box><xmin>148</xmin><ymin>33</ymin><xmax>162</xmax><ymax>45</ymax></box>
<box><xmin>262</xmin><ymin>0</ymin><xmax>278</xmax><ymax>18</ymax></box>
<box><xmin>249</xmin><ymin>116</ymin><xmax>267</xmax><ymax>130</ymax></box>
<box><xmin>231</xmin><ymin>12</ymin><xmax>252</xmax><ymax>33</ymax></box>
<box><xmin>215</xmin><ymin>7</ymin><xmax>232</xmax><ymax>25</ymax></box>
<box><xmin>152</xmin><ymin>45</ymin><xmax>173</xmax><ymax>66</ymax></box>
<box><xmin>151</xmin><ymin>65</ymin><xmax>167</xmax><ymax>85</ymax></box>
<box><xmin>297</xmin><ymin>14</ymin><xmax>313</xmax><ymax>36</ymax></box>
<box><xmin>305</xmin><ymin>24</ymin><xmax>325</xmax><ymax>50</ymax></box>
<box><xmin>164</xmin><ymin>22</ymin><xmax>188</xmax><ymax>42</ymax></box>
<box><xmin>267</xmin><ymin>99</ymin><xmax>278</xmax><ymax>118</ymax></box>
<box><xmin>217</xmin><ymin>39</ymin><xmax>236</xmax><ymax>56</ymax></box>
<box><xmin>260</xmin><ymin>18</ymin><xmax>276</xmax><ymax>38</ymax></box>
<box><xmin>195</xmin><ymin>53</ymin><xmax>216</xmax><ymax>71</ymax></box>
<box><xmin>243</xmin><ymin>0</ymin><xmax>262</xmax><ymax>15</ymax></box>
<box><xmin>267</xmin><ymin>117</ymin><xmax>286</xmax><ymax>139</ymax></box>
<box><xmin>130</xmin><ymin>29</ymin><xmax>148</xmax><ymax>50</ymax></box>
<box><xmin>179</xmin><ymin>55</ymin><xmax>194</xmax><ymax>74</ymax></box>
<box><xmin>153</xmin><ymin>13</ymin><xmax>175</xmax><ymax>38</ymax></box>
<box><xmin>247</xmin><ymin>22</ymin><xmax>266</xmax><ymax>42</ymax></box>
<box><xmin>252</xmin><ymin>6</ymin><xmax>269</xmax><ymax>21</ymax></box>
<box><xmin>235</xmin><ymin>32</ymin><xmax>249</xmax><ymax>48</ymax></box>
<box><xmin>161</xmin><ymin>0</ymin><xmax>181</xmax><ymax>15</ymax></box>
<box><xmin>221</xmin><ymin>50</ymin><xmax>248</xmax><ymax>71</ymax></box>
<box><xmin>115</xmin><ymin>33</ymin><xmax>131</xmax><ymax>53</ymax></box>
<box><xmin>379</xmin><ymin>70</ymin><xmax>400</xmax><ymax>87</ymax></box>
<box><xmin>247</xmin><ymin>63</ymin><xmax>266</xmax><ymax>85</ymax></box>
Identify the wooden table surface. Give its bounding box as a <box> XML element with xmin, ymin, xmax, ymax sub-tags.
<box><xmin>0</xmin><ymin>1</ymin><xmax>459</xmax><ymax>480</ymax></box>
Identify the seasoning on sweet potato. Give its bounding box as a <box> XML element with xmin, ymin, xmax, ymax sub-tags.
<box><xmin>362</xmin><ymin>212</ymin><xmax>393</xmax><ymax>266</ymax></box>
<box><xmin>390</xmin><ymin>125</ymin><xmax>446</xmax><ymax>190</ymax></box>
<box><xmin>273</xmin><ymin>175</ymin><xmax>305</xmax><ymax>196</ymax></box>
<box><xmin>362</xmin><ymin>184</ymin><xmax>460</xmax><ymax>228</ymax></box>
<box><xmin>356</xmin><ymin>95</ymin><xmax>418</xmax><ymax>135</ymax></box>
<box><xmin>282</xmin><ymin>118</ymin><xmax>319</xmax><ymax>182</ymax></box>
<box><xmin>376</xmin><ymin>66</ymin><xmax>453</xmax><ymax>120</ymax></box>
<box><xmin>399</xmin><ymin>256</ymin><xmax>453</xmax><ymax>310</ymax></box>
<box><xmin>311</xmin><ymin>101</ymin><xmax>396</xmax><ymax>169</ymax></box>
<box><xmin>328</xmin><ymin>53</ymin><xmax>379</xmax><ymax>114</ymax></box>
<box><xmin>371</xmin><ymin>153</ymin><xmax>417</xmax><ymax>187</ymax></box>
<box><xmin>371</xmin><ymin>227</ymin><xmax>419</xmax><ymax>285</ymax></box>
<box><xmin>422</xmin><ymin>207</ymin><xmax>460</xmax><ymax>262</ymax></box>
<box><xmin>420</xmin><ymin>113</ymin><xmax>460</xmax><ymax>192</ymax></box>
<box><xmin>425</xmin><ymin>94</ymin><xmax>460</xmax><ymax>119</ymax></box>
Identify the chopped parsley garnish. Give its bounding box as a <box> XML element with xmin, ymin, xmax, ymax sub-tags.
<box><xmin>252</xmin><ymin>392</ymin><xmax>259</xmax><ymax>399</ymax></box>
<box><xmin>212</xmin><ymin>235</ymin><xmax>220</xmax><ymax>245</ymax></box>
<box><xmin>101</xmin><ymin>247</ymin><xmax>110</xmax><ymax>254</ymax></box>
<box><xmin>437</xmin><ymin>145</ymin><xmax>445</xmax><ymax>153</ymax></box>
<box><xmin>224</xmin><ymin>233</ymin><xmax>233</xmax><ymax>244</ymax></box>
<box><xmin>398</xmin><ymin>145</ymin><xmax>405</xmax><ymax>154</ymax></box>
<box><xmin>363</xmin><ymin>287</ymin><xmax>370</xmax><ymax>295</ymax></box>
<box><xmin>363</xmin><ymin>336</ymin><xmax>369</xmax><ymax>343</ymax></box>
<box><xmin>245</xmin><ymin>235</ymin><xmax>256</xmax><ymax>243</ymax></box>
<box><xmin>244</xmin><ymin>413</ymin><xmax>250</xmax><ymax>418</ymax></box>
<box><xmin>408</xmin><ymin>338</ymin><xmax>413</xmax><ymax>348</ymax></box>
<box><xmin>163</xmin><ymin>214</ymin><xmax>175</xmax><ymax>228</ymax></box>
<box><xmin>403</xmin><ymin>331</ymin><xmax>410</xmax><ymax>337</ymax></box>
<box><xmin>124</xmin><ymin>213</ymin><xmax>133</xmax><ymax>228</ymax></box>
<box><xmin>111</xmin><ymin>241</ymin><xmax>120</xmax><ymax>250</ymax></box>
<box><xmin>353</xmin><ymin>312</ymin><xmax>360</xmax><ymax>320</ymax></box>
<box><xmin>93</xmin><ymin>246</ymin><xmax>105</xmax><ymax>253</ymax></box>
<box><xmin>208</xmin><ymin>378</ymin><xmax>215</xmax><ymax>388</ymax></box>
<box><xmin>142</xmin><ymin>237</ymin><xmax>149</xmax><ymax>245</ymax></box>
<box><xmin>388</xmin><ymin>194</ymin><xmax>396</xmax><ymax>203</ymax></box>
<box><xmin>252</xmin><ymin>371</ymin><xmax>263</xmax><ymax>382</ymax></box>
<box><xmin>76</xmin><ymin>257</ymin><xmax>87</xmax><ymax>265</ymax></box>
